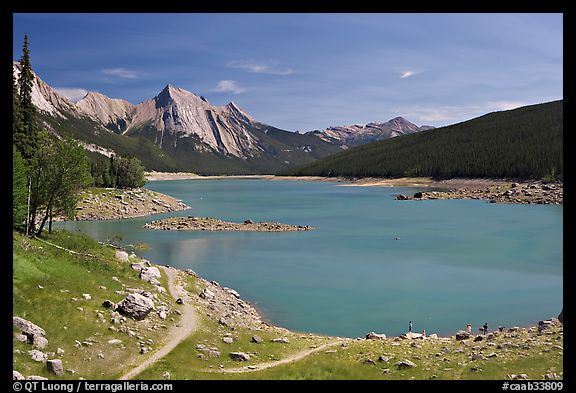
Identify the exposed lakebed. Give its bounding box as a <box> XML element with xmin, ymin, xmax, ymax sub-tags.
<box><xmin>54</xmin><ymin>179</ymin><xmax>563</xmax><ymax>338</ymax></box>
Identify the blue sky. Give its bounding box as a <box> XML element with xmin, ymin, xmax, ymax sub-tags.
<box><xmin>13</xmin><ymin>13</ymin><xmax>563</xmax><ymax>132</ymax></box>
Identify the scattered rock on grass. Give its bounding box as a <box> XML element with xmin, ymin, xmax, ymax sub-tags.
<box><xmin>230</xmin><ymin>352</ymin><xmax>250</xmax><ymax>361</ymax></box>
<box><xmin>46</xmin><ymin>359</ymin><xmax>63</xmax><ymax>376</ymax></box>
<box><xmin>397</xmin><ymin>360</ymin><xmax>417</xmax><ymax>369</ymax></box>
<box><xmin>366</xmin><ymin>332</ymin><xmax>387</xmax><ymax>340</ymax></box>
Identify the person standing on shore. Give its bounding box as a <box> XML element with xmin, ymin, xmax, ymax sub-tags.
<box><xmin>466</xmin><ymin>323</ymin><xmax>471</xmax><ymax>333</ymax></box>
<box><xmin>409</xmin><ymin>321</ymin><xmax>412</xmax><ymax>332</ymax></box>
<box><xmin>483</xmin><ymin>322</ymin><xmax>488</xmax><ymax>335</ymax></box>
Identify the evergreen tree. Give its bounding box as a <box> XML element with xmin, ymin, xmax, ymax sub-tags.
<box><xmin>14</xmin><ymin>34</ymin><xmax>40</xmax><ymax>161</ymax></box>
<box><xmin>13</xmin><ymin>73</ymin><xmax>23</xmax><ymax>139</ymax></box>
<box><xmin>13</xmin><ymin>146</ymin><xmax>28</xmax><ymax>229</ymax></box>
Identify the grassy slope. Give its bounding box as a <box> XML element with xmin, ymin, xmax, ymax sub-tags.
<box><xmin>137</xmin><ymin>325</ymin><xmax>563</xmax><ymax>380</ymax></box>
<box><xmin>12</xmin><ymin>230</ymin><xmax>182</xmax><ymax>380</ymax></box>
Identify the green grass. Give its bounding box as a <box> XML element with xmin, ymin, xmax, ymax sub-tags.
<box><xmin>12</xmin><ymin>230</ymin><xmax>178</xmax><ymax>380</ymax></box>
<box><xmin>136</xmin><ymin>324</ymin><xmax>563</xmax><ymax>380</ymax></box>
<box><xmin>135</xmin><ymin>312</ymin><xmax>334</xmax><ymax>379</ymax></box>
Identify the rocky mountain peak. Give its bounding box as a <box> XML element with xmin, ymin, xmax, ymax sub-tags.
<box><xmin>13</xmin><ymin>60</ymin><xmax>78</xmax><ymax>119</ymax></box>
<box><xmin>307</xmin><ymin>116</ymin><xmax>434</xmax><ymax>146</ymax></box>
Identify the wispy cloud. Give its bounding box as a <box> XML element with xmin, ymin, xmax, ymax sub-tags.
<box><xmin>53</xmin><ymin>87</ymin><xmax>89</xmax><ymax>103</ymax></box>
<box><xmin>213</xmin><ymin>80</ymin><xmax>247</xmax><ymax>95</ymax></box>
<box><xmin>394</xmin><ymin>101</ymin><xmax>531</xmax><ymax>125</ymax></box>
<box><xmin>487</xmin><ymin>101</ymin><xmax>527</xmax><ymax>111</ymax></box>
<box><xmin>228</xmin><ymin>60</ymin><xmax>294</xmax><ymax>76</ymax></box>
<box><xmin>399</xmin><ymin>70</ymin><xmax>419</xmax><ymax>79</ymax></box>
<box><xmin>101</xmin><ymin>68</ymin><xmax>141</xmax><ymax>79</ymax></box>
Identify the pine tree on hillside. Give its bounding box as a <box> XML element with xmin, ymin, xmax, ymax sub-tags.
<box><xmin>14</xmin><ymin>34</ymin><xmax>40</xmax><ymax>161</ymax></box>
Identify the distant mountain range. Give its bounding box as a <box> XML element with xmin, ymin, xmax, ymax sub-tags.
<box><xmin>13</xmin><ymin>61</ymin><xmax>433</xmax><ymax>174</ymax></box>
<box><xmin>285</xmin><ymin>100</ymin><xmax>563</xmax><ymax>180</ymax></box>
<box><xmin>307</xmin><ymin>118</ymin><xmax>434</xmax><ymax>147</ymax></box>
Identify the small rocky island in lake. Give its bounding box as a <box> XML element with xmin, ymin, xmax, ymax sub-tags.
<box><xmin>144</xmin><ymin>216</ymin><xmax>314</xmax><ymax>232</ymax></box>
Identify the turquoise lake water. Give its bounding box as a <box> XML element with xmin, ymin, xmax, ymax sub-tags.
<box><xmin>55</xmin><ymin>179</ymin><xmax>563</xmax><ymax>338</ymax></box>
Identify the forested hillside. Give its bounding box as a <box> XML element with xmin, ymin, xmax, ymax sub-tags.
<box><xmin>284</xmin><ymin>101</ymin><xmax>563</xmax><ymax>180</ymax></box>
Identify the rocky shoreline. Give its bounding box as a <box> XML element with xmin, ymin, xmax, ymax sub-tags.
<box><xmin>72</xmin><ymin>188</ymin><xmax>190</xmax><ymax>221</ymax></box>
<box><xmin>144</xmin><ymin>216</ymin><xmax>314</xmax><ymax>232</ymax></box>
<box><xmin>395</xmin><ymin>180</ymin><xmax>563</xmax><ymax>205</ymax></box>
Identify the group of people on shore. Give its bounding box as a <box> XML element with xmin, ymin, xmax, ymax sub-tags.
<box><xmin>409</xmin><ymin>321</ymin><xmax>489</xmax><ymax>336</ymax></box>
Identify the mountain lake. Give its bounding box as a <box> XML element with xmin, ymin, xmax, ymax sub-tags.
<box><xmin>55</xmin><ymin>179</ymin><xmax>563</xmax><ymax>338</ymax></box>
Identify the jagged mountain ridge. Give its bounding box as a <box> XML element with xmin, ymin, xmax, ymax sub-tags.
<box><xmin>124</xmin><ymin>85</ymin><xmax>262</xmax><ymax>158</ymax></box>
<box><xmin>13</xmin><ymin>60</ymin><xmax>432</xmax><ymax>174</ymax></box>
<box><xmin>307</xmin><ymin>117</ymin><xmax>435</xmax><ymax>147</ymax></box>
<box><xmin>13</xmin><ymin>61</ymin><xmax>79</xmax><ymax>119</ymax></box>
<box><xmin>76</xmin><ymin>92</ymin><xmax>135</xmax><ymax>133</ymax></box>
<box><xmin>12</xmin><ymin>62</ymin><xmax>342</xmax><ymax>173</ymax></box>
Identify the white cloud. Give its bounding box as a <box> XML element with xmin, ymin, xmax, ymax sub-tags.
<box><xmin>399</xmin><ymin>70</ymin><xmax>418</xmax><ymax>79</ymax></box>
<box><xmin>53</xmin><ymin>87</ymin><xmax>89</xmax><ymax>103</ymax></box>
<box><xmin>228</xmin><ymin>60</ymin><xmax>293</xmax><ymax>76</ymax></box>
<box><xmin>213</xmin><ymin>80</ymin><xmax>247</xmax><ymax>95</ymax></box>
<box><xmin>487</xmin><ymin>101</ymin><xmax>527</xmax><ymax>111</ymax></box>
<box><xmin>394</xmin><ymin>101</ymin><xmax>531</xmax><ymax>125</ymax></box>
<box><xmin>101</xmin><ymin>68</ymin><xmax>141</xmax><ymax>79</ymax></box>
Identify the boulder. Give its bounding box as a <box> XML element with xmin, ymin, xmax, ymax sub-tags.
<box><xmin>199</xmin><ymin>288</ymin><xmax>215</xmax><ymax>300</ymax></box>
<box><xmin>28</xmin><ymin>350</ymin><xmax>48</xmax><ymax>362</ymax></box>
<box><xmin>82</xmin><ymin>294</ymin><xmax>92</xmax><ymax>300</ymax></box>
<box><xmin>115</xmin><ymin>250</ymin><xmax>129</xmax><ymax>262</ymax></box>
<box><xmin>176</xmin><ymin>298</ymin><xmax>183</xmax><ymax>305</ymax></box>
<box><xmin>251</xmin><ymin>335</ymin><xmax>263</xmax><ymax>344</ymax></box>
<box><xmin>226</xmin><ymin>288</ymin><xmax>241</xmax><ymax>299</ymax></box>
<box><xmin>13</xmin><ymin>317</ymin><xmax>46</xmax><ymax>339</ymax></box>
<box><xmin>413</xmin><ymin>192</ymin><xmax>423</xmax><ymax>198</ymax></box>
<box><xmin>271</xmin><ymin>337</ymin><xmax>290</xmax><ymax>343</ymax></box>
<box><xmin>473</xmin><ymin>335</ymin><xmax>484</xmax><ymax>342</ymax></box>
<box><xmin>402</xmin><ymin>332</ymin><xmax>422</xmax><ymax>339</ymax></box>
<box><xmin>230</xmin><ymin>352</ymin><xmax>250</xmax><ymax>361</ymax></box>
<box><xmin>538</xmin><ymin>319</ymin><xmax>557</xmax><ymax>333</ymax></box>
<box><xmin>222</xmin><ymin>337</ymin><xmax>234</xmax><ymax>344</ymax></box>
<box><xmin>396</xmin><ymin>359</ymin><xmax>417</xmax><ymax>369</ymax></box>
<box><xmin>116</xmin><ymin>293</ymin><xmax>155</xmax><ymax>320</ymax></box>
<box><xmin>456</xmin><ymin>331</ymin><xmax>471</xmax><ymax>340</ymax></box>
<box><xmin>396</xmin><ymin>194</ymin><xmax>409</xmax><ymax>200</ymax></box>
<box><xmin>108</xmin><ymin>339</ymin><xmax>123</xmax><ymax>345</ymax></box>
<box><xmin>102</xmin><ymin>300</ymin><xmax>115</xmax><ymax>309</ymax></box>
<box><xmin>33</xmin><ymin>336</ymin><xmax>49</xmax><ymax>349</ymax></box>
<box><xmin>184</xmin><ymin>269</ymin><xmax>198</xmax><ymax>277</ymax></box>
<box><xmin>244</xmin><ymin>219</ymin><xmax>254</xmax><ymax>224</ymax></box>
<box><xmin>46</xmin><ymin>359</ymin><xmax>64</xmax><ymax>376</ymax></box>
<box><xmin>15</xmin><ymin>334</ymin><xmax>28</xmax><ymax>343</ymax></box>
<box><xmin>471</xmin><ymin>353</ymin><xmax>485</xmax><ymax>361</ymax></box>
<box><xmin>366</xmin><ymin>332</ymin><xmax>387</xmax><ymax>340</ymax></box>
<box><xmin>140</xmin><ymin>267</ymin><xmax>161</xmax><ymax>283</ymax></box>
<box><xmin>13</xmin><ymin>370</ymin><xmax>25</xmax><ymax>380</ymax></box>
<box><xmin>130</xmin><ymin>263</ymin><xmax>144</xmax><ymax>271</ymax></box>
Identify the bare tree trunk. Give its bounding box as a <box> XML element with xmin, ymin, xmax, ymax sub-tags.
<box><xmin>48</xmin><ymin>206</ymin><xmax>53</xmax><ymax>234</ymax></box>
<box><xmin>36</xmin><ymin>210</ymin><xmax>49</xmax><ymax>237</ymax></box>
<box><xmin>25</xmin><ymin>178</ymin><xmax>31</xmax><ymax>236</ymax></box>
